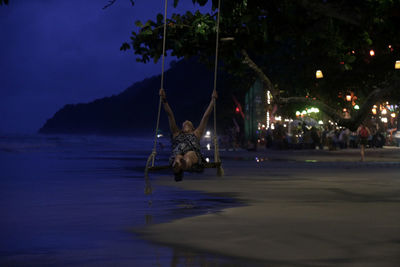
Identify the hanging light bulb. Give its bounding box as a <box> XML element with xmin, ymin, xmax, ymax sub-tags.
<box><xmin>346</xmin><ymin>94</ymin><xmax>352</xmax><ymax>101</ymax></box>
<box><xmin>395</xmin><ymin>60</ymin><xmax>400</xmax><ymax>69</ymax></box>
<box><xmin>370</xmin><ymin>49</ymin><xmax>375</xmax><ymax>56</ymax></box>
<box><xmin>316</xmin><ymin>70</ymin><xmax>323</xmax><ymax>79</ymax></box>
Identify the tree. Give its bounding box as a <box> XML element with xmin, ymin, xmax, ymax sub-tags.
<box><xmin>121</xmin><ymin>0</ymin><xmax>400</xmax><ymax>130</ymax></box>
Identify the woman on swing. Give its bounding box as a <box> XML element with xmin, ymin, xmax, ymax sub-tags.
<box><xmin>159</xmin><ymin>88</ymin><xmax>217</xmax><ymax>181</ymax></box>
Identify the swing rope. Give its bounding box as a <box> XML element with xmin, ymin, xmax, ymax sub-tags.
<box><xmin>213</xmin><ymin>0</ymin><xmax>224</xmax><ymax>176</ymax></box>
<box><xmin>145</xmin><ymin>0</ymin><xmax>224</xmax><ymax>177</ymax></box>
<box><xmin>145</xmin><ymin>0</ymin><xmax>168</xmax><ymax>177</ymax></box>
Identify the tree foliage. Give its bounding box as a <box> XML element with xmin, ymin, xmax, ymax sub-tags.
<box><xmin>124</xmin><ymin>0</ymin><xmax>400</xmax><ymax>129</ymax></box>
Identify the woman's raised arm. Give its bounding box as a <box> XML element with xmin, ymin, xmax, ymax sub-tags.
<box><xmin>194</xmin><ymin>90</ymin><xmax>217</xmax><ymax>139</ymax></box>
<box><xmin>159</xmin><ymin>89</ymin><xmax>180</xmax><ymax>136</ymax></box>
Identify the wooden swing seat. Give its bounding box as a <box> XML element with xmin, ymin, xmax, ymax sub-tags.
<box><xmin>148</xmin><ymin>161</ymin><xmax>222</xmax><ymax>172</ymax></box>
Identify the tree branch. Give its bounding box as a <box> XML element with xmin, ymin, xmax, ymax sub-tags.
<box><xmin>103</xmin><ymin>0</ymin><xmax>117</xmax><ymax>9</ymax></box>
<box><xmin>103</xmin><ymin>0</ymin><xmax>134</xmax><ymax>10</ymax></box>
<box><xmin>299</xmin><ymin>0</ymin><xmax>361</xmax><ymax>26</ymax></box>
<box><xmin>220</xmin><ymin>37</ymin><xmax>235</xmax><ymax>42</ymax></box>
<box><xmin>241</xmin><ymin>49</ymin><xmax>275</xmax><ymax>94</ymax></box>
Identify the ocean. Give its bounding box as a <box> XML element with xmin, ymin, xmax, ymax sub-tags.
<box><xmin>0</xmin><ymin>134</ymin><xmax>238</xmax><ymax>266</ymax></box>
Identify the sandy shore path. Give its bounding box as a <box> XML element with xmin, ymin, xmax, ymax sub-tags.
<box><xmin>139</xmin><ymin>148</ymin><xmax>400</xmax><ymax>266</ymax></box>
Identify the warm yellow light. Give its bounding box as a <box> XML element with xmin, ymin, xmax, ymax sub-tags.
<box><xmin>382</xmin><ymin>109</ymin><xmax>387</xmax><ymax>115</ymax></box>
<box><xmin>370</xmin><ymin>49</ymin><xmax>375</xmax><ymax>56</ymax></box>
<box><xmin>316</xmin><ymin>70</ymin><xmax>323</xmax><ymax>79</ymax></box>
<box><xmin>372</xmin><ymin>108</ymin><xmax>377</xmax><ymax>115</ymax></box>
<box><xmin>346</xmin><ymin>95</ymin><xmax>352</xmax><ymax>101</ymax></box>
<box><xmin>395</xmin><ymin>60</ymin><xmax>400</xmax><ymax>69</ymax></box>
<box><xmin>391</xmin><ymin>113</ymin><xmax>396</xmax><ymax>118</ymax></box>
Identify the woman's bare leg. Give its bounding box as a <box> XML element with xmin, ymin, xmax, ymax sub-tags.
<box><xmin>183</xmin><ymin>151</ymin><xmax>198</xmax><ymax>170</ymax></box>
<box><xmin>173</xmin><ymin>155</ymin><xmax>184</xmax><ymax>173</ymax></box>
<box><xmin>361</xmin><ymin>144</ymin><xmax>365</xmax><ymax>161</ymax></box>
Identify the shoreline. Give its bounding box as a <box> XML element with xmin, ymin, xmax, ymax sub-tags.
<box><xmin>138</xmin><ymin>147</ymin><xmax>400</xmax><ymax>266</ymax></box>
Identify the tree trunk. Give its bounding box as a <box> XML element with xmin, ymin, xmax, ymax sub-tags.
<box><xmin>241</xmin><ymin>49</ymin><xmax>275</xmax><ymax>95</ymax></box>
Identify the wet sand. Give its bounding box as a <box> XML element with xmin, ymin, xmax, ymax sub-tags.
<box><xmin>139</xmin><ymin>147</ymin><xmax>400</xmax><ymax>266</ymax></box>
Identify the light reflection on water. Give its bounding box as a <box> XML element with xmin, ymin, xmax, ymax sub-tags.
<box><xmin>0</xmin><ymin>134</ymin><xmax>243</xmax><ymax>266</ymax></box>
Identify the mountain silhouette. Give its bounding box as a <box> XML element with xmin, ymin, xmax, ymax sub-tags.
<box><xmin>39</xmin><ymin>58</ymin><xmax>222</xmax><ymax>135</ymax></box>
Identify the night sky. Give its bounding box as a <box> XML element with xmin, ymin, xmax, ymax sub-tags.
<box><xmin>0</xmin><ymin>0</ymin><xmax>211</xmax><ymax>133</ymax></box>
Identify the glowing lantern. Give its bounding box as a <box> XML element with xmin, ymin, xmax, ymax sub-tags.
<box><xmin>395</xmin><ymin>60</ymin><xmax>400</xmax><ymax>69</ymax></box>
<box><xmin>354</xmin><ymin>105</ymin><xmax>360</xmax><ymax>110</ymax></box>
<box><xmin>296</xmin><ymin>111</ymin><xmax>301</xmax><ymax>116</ymax></box>
<box><xmin>316</xmin><ymin>70</ymin><xmax>323</xmax><ymax>79</ymax></box>
<box><xmin>382</xmin><ymin>109</ymin><xmax>387</xmax><ymax>115</ymax></box>
<box><xmin>372</xmin><ymin>108</ymin><xmax>377</xmax><ymax>115</ymax></box>
<box><xmin>235</xmin><ymin>106</ymin><xmax>240</xmax><ymax>113</ymax></box>
<box><xmin>346</xmin><ymin>95</ymin><xmax>352</xmax><ymax>101</ymax></box>
<box><xmin>370</xmin><ymin>50</ymin><xmax>375</xmax><ymax>56</ymax></box>
<box><xmin>391</xmin><ymin>113</ymin><xmax>396</xmax><ymax>118</ymax></box>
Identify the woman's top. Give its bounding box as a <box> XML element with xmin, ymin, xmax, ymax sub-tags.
<box><xmin>169</xmin><ymin>132</ymin><xmax>205</xmax><ymax>172</ymax></box>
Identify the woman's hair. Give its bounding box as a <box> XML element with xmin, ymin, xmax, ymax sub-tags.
<box><xmin>182</xmin><ymin>120</ymin><xmax>194</xmax><ymax>130</ymax></box>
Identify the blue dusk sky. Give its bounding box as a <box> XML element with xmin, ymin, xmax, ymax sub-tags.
<box><xmin>0</xmin><ymin>0</ymin><xmax>211</xmax><ymax>134</ymax></box>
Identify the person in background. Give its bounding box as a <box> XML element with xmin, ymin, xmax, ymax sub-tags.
<box><xmin>357</xmin><ymin>123</ymin><xmax>371</xmax><ymax>161</ymax></box>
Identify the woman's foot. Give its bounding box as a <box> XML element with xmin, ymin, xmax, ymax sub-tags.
<box><xmin>172</xmin><ymin>160</ymin><xmax>181</xmax><ymax>173</ymax></box>
<box><xmin>174</xmin><ymin>170</ymin><xmax>183</xmax><ymax>182</ymax></box>
<box><xmin>179</xmin><ymin>158</ymin><xmax>187</xmax><ymax>170</ymax></box>
<box><xmin>172</xmin><ymin>159</ymin><xmax>184</xmax><ymax>182</ymax></box>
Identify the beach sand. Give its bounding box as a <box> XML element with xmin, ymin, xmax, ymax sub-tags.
<box><xmin>139</xmin><ymin>147</ymin><xmax>400</xmax><ymax>266</ymax></box>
